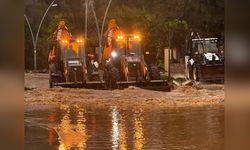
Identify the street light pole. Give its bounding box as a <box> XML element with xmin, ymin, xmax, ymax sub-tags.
<box><xmin>34</xmin><ymin>0</ymin><xmax>57</xmax><ymax>70</ymax></box>
<box><xmin>24</xmin><ymin>0</ymin><xmax>57</xmax><ymax>70</ymax></box>
<box><xmin>24</xmin><ymin>14</ymin><xmax>36</xmax><ymax>68</ymax></box>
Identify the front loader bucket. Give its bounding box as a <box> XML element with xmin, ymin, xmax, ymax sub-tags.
<box><xmin>142</xmin><ymin>80</ymin><xmax>170</xmax><ymax>91</ymax></box>
<box><xmin>200</xmin><ymin>64</ymin><xmax>224</xmax><ymax>81</ymax></box>
<box><xmin>85</xmin><ymin>81</ymin><xmax>105</xmax><ymax>89</ymax></box>
<box><xmin>116</xmin><ymin>80</ymin><xmax>170</xmax><ymax>91</ymax></box>
<box><xmin>54</xmin><ymin>82</ymin><xmax>85</xmax><ymax>88</ymax></box>
<box><xmin>54</xmin><ymin>81</ymin><xmax>106</xmax><ymax>89</ymax></box>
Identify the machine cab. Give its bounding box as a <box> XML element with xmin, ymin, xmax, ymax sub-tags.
<box><xmin>111</xmin><ymin>35</ymin><xmax>126</xmax><ymax>58</ymax></box>
<box><xmin>111</xmin><ymin>34</ymin><xmax>142</xmax><ymax>59</ymax></box>
<box><xmin>185</xmin><ymin>37</ymin><xmax>224</xmax><ymax>81</ymax></box>
<box><xmin>191</xmin><ymin>38</ymin><xmax>219</xmax><ymax>55</ymax></box>
<box><xmin>127</xmin><ymin>35</ymin><xmax>142</xmax><ymax>56</ymax></box>
<box><xmin>49</xmin><ymin>38</ymin><xmax>86</xmax><ymax>87</ymax></box>
<box><xmin>60</xmin><ymin>39</ymin><xmax>85</xmax><ymax>61</ymax></box>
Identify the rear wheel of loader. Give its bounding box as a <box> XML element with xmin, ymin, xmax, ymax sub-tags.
<box><xmin>49</xmin><ymin>76</ymin><xmax>54</xmax><ymax>88</ymax></box>
<box><xmin>49</xmin><ymin>63</ymin><xmax>55</xmax><ymax>88</ymax></box>
<box><xmin>98</xmin><ymin>69</ymin><xmax>104</xmax><ymax>82</ymax></box>
<box><xmin>110</xmin><ymin>67</ymin><xmax>120</xmax><ymax>83</ymax></box>
<box><xmin>81</xmin><ymin>74</ymin><xmax>86</xmax><ymax>87</ymax></box>
<box><xmin>149</xmin><ymin>65</ymin><xmax>161</xmax><ymax>80</ymax></box>
<box><xmin>104</xmin><ymin>67</ymin><xmax>119</xmax><ymax>89</ymax></box>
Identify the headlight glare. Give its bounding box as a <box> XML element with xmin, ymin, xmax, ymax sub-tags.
<box><xmin>111</xmin><ymin>51</ymin><xmax>117</xmax><ymax>58</ymax></box>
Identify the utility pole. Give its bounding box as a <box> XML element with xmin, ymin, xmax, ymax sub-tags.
<box><xmin>168</xmin><ymin>31</ymin><xmax>171</xmax><ymax>80</ymax></box>
<box><xmin>82</xmin><ymin>0</ymin><xmax>113</xmax><ymax>63</ymax></box>
<box><xmin>89</xmin><ymin>0</ymin><xmax>101</xmax><ymax>47</ymax></box>
<box><xmin>85</xmin><ymin>0</ymin><xmax>88</xmax><ymax>46</ymax></box>
<box><xmin>89</xmin><ymin>0</ymin><xmax>102</xmax><ymax>63</ymax></box>
<box><xmin>100</xmin><ymin>0</ymin><xmax>112</xmax><ymax>44</ymax></box>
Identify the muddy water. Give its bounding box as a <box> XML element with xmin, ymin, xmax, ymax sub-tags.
<box><xmin>25</xmin><ymin>105</ymin><xmax>224</xmax><ymax>150</ymax></box>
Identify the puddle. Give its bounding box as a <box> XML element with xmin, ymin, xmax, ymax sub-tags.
<box><xmin>25</xmin><ymin>105</ymin><xmax>224</xmax><ymax>150</ymax></box>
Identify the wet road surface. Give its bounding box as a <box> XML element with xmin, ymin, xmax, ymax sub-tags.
<box><xmin>25</xmin><ymin>105</ymin><xmax>224</xmax><ymax>150</ymax></box>
<box><xmin>25</xmin><ymin>73</ymin><xmax>224</xmax><ymax>149</ymax></box>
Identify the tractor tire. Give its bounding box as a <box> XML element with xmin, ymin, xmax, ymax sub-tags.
<box><xmin>49</xmin><ymin>63</ymin><xmax>56</xmax><ymax>88</ymax></box>
<box><xmin>110</xmin><ymin>67</ymin><xmax>120</xmax><ymax>82</ymax></box>
<box><xmin>104</xmin><ymin>67</ymin><xmax>119</xmax><ymax>89</ymax></box>
<box><xmin>98</xmin><ymin>69</ymin><xmax>104</xmax><ymax>82</ymax></box>
<box><xmin>149</xmin><ymin>65</ymin><xmax>161</xmax><ymax>80</ymax></box>
<box><xmin>49</xmin><ymin>76</ymin><xmax>54</xmax><ymax>88</ymax></box>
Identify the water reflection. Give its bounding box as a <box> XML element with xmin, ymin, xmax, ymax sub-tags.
<box><xmin>25</xmin><ymin>105</ymin><xmax>224</xmax><ymax>150</ymax></box>
<box><xmin>110</xmin><ymin>107</ymin><xmax>129</xmax><ymax>150</ymax></box>
<box><xmin>48</xmin><ymin>113</ymin><xmax>56</xmax><ymax>146</ymax></box>
<box><xmin>57</xmin><ymin>105</ymin><xmax>87</xmax><ymax>150</ymax></box>
<box><xmin>133</xmin><ymin>108</ymin><xmax>145</xmax><ymax>150</ymax></box>
<box><xmin>118</xmin><ymin>113</ymin><xmax>127</xmax><ymax>150</ymax></box>
<box><xmin>88</xmin><ymin>107</ymin><xmax>97</xmax><ymax>149</ymax></box>
<box><xmin>111</xmin><ymin>106</ymin><xmax>119</xmax><ymax>150</ymax></box>
<box><xmin>110</xmin><ymin>107</ymin><xmax>145</xmax><ymax>150</ymax></box>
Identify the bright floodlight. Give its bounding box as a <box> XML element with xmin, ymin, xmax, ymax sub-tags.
<box><xmin>117</xmin><ymin>35</ymin><xmax>124</xmax><ymax>40</ymax></box>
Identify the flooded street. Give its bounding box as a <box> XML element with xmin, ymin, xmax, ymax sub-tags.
<box><xmin>25</xmin><ymin>105</ymin><xmax>223</xmax><ymax>150</ymax></box>
<box><xmin>25</xmin><ymin>73</ymin><xmax>224</xmax><ymax>149</ymax></box>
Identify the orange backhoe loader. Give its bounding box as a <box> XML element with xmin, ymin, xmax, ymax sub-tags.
<box><xmin>100</xmin><ymin>19</ymin><xmax>170</xmax><ymax>90</ymax></box>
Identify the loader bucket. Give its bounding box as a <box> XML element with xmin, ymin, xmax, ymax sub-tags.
<box><xmin>200</xmin><ymin>64</ymin><xmax>224</xmax><ymax>81</ymax></box>
<box><xmin>116</xmin><ymin>80</ymin><xmax>170</xmax><ymax>91</ymax></box>
<box><xmin>141</xmin><ymin>80</ymin><xmax>170</xmax><ymax>91</ymax></box>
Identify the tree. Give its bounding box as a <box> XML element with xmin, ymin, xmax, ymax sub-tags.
<box><xmin>25</xmin><ymin>0</ymin><xmax>224</xmax><ymax>69</ymax></box>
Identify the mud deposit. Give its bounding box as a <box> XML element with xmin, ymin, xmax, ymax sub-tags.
<box><xmin>25</xmin><ymin>73</ymin><xmax>224</xmax><ymax>149</ymax></box>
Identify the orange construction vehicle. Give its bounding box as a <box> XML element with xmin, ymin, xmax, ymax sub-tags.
<box><xmin>48</xmin><ymin>20</ymin><xmax>87</xmax><ymax>88</ymax></box>
<box><xmin>101</xmin><ymin>19</ymin><xmax>170</xmax><ymax>90</ymax></box>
